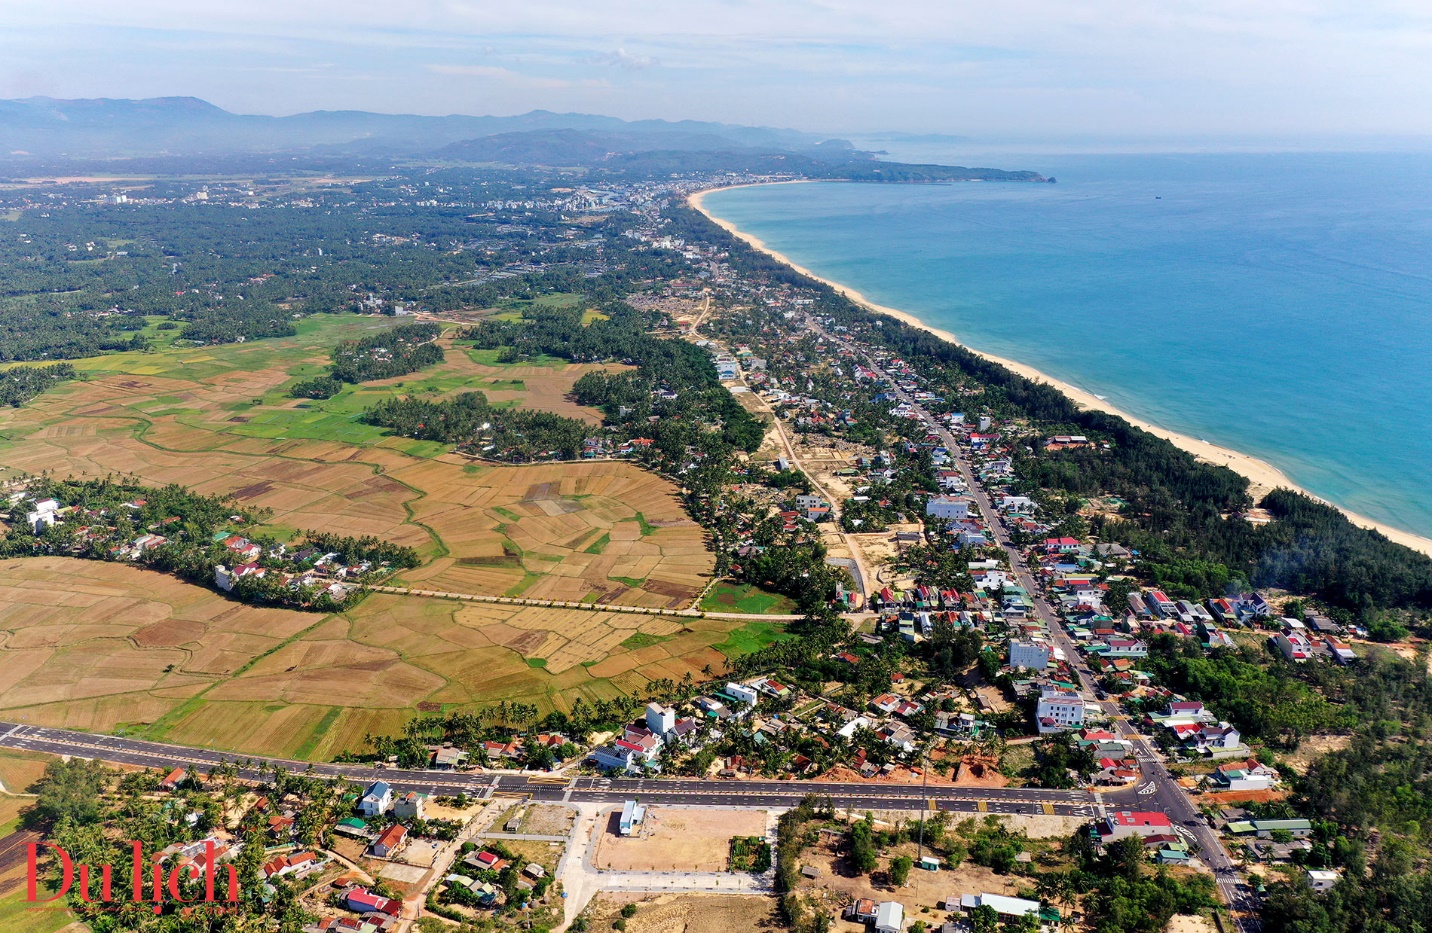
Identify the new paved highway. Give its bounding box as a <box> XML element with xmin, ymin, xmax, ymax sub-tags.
<box><xmin>0</xmin><ymin>721</ymin><xmax>1100</xmax><ymax>818</ymax></box>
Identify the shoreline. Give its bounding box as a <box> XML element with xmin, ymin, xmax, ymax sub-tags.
<box><xmin>688</xmin><ymin>183</ymin><xmax>1432</xmax><ymax>559</ymax></box>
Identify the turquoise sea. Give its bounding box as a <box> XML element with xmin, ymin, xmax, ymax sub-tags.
<box><xmin>701</xmin><ymin>153</ymin><xmax>1432</xmax><ymax>540</ymax></box>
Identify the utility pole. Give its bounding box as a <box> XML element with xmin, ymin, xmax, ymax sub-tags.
<box><xmin>917</xmin><ymin>746</ymin><xmax>928</xmax><ymax>864</ymax></box>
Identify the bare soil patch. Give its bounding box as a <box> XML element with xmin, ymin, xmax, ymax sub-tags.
<box><xmin>593</xmin><ymin>807</ymin><xmax>767</xmax><ymax>872</ymax></box>
<box><xmin>585</xmin><ymin>893</ymin><xmax>780</xmax><ymax>933</ymax></box>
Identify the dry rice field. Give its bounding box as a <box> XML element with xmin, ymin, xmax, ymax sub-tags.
<box><xmin>0</xmin><ymin>318</ymin><xmax>711</xmax><ymax>607</ymax></box>
<box><xmin>0</xmin><ymin>318</ymin><xmax>752</xmax><ymax>758</ymax></box>
<box><xmin>0</xmin><ymin>561</ymin><xmax>756</xmax><ymax>758</ymax></box>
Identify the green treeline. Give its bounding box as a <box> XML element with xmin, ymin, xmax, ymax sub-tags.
<box><xmin>329</xmin><ymin>321</ymin><xmax>443</xmax><ymax>382</ymax></box>
<box><xmin>291</xmin><ymin>321</ymin><xmax>443</xmax><ymax>398</ymax></box>
<box><xmin>0</xmin><ymin>362</ymin><xmax>75</xmax><ymax>406</ymax></box>
<box><xmin>362</xmin><ymin>390</ymin><xmax>591</xmax><ymax>462</ymax></box>
<box><xmin>0</xmin><ymin>476</ymin><xmax>417</xmax><ymax>610</ymax></box>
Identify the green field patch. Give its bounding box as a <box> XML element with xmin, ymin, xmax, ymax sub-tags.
<box><xmin>584</xmin><ymin>533</ymin><xmax>611</xmax><ymax>554</ymax></box>
<box><xmin>492</xmin><ymin>506</ymin><xmax>523</xmax><ymax>521</ymax></box>
<box><xmin>714</xmin><ymin>620</ymin><xmax>794</xmax><ymax>658</ymax></box>
<box><xmin>526</xmin><ymin>657</ymin><xmax>548</xmax><ymax>669</ymax></box>
<box><xmin>505</xmin><ymin>571</ymin><xmax>542</xmax><ymax>597</ymax></box>
<box><xmin>628</xmin><ymin>513</ymin><xmax>656</xmax><ymax>536</ymax></box>
<box><xmin>699</xmin><ymin>581</ymin><xmax>798</xmax><ymax>615</ymax></box>
<box><xmin>620</xmin><ymin>630</ymin><xmax>673</xmax><ymax>650</ymax></box>
<box><xmin>612</xmin><ymin>575</ymin><xmax>645</xmax><ymax>589</ymax></box>
<box><xmin>291</xmin><ymin>706</ymin><xmax>342</xmax><ymax>759</ymax></box>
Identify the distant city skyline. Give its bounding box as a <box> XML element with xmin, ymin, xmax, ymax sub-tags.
<box><xmin>3</xmin><ymin>1</ymin><xmax>1430</xmax><ymax>142</ymax></box>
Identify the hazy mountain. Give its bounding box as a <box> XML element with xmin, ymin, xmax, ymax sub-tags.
<box><xmin>0</xmin><ymin>96</ymin><xmax>845</xmax><ymax>158</ymax></box>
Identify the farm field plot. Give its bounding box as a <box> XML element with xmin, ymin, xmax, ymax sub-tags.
<box><xmin>0</xmin><ymin>561</ymin><xmax>777</xmax><ymax>759</ymax></box>
<box><xmin>0</xmin><ymin>557</ymin><xmax>319</xmax><ymax>734</ymax></box>
<box><xmin>0</xmin><ymin>317</ymin><xmax>712</xmax><ymax>605</ymax></box>
<box><xmin>0</xmin><ymin>318</ymin><xmax>758</xmax><ymax>758</ymax></box>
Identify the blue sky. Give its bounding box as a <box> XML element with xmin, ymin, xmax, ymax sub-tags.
<box><xmin>2</xmin><ymin>1</ymin><xmax>1430</xmax><ymax>139</ymax></box>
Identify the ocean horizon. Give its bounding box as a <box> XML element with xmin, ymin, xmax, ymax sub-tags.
<box><xmin>701</xmin><ymin>152</ymin><xmax>1432</xmax><ymax>541</ymax></box>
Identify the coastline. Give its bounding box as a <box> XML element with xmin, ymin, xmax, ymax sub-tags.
<box><xmin>688</xmin><ymin>184</ymin><xmax>1432</xmax><ymax>559</ymax></box>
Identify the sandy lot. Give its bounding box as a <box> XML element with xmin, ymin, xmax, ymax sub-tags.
<box><xmin>585</xmin><ymin>893</ymin><xmax>779</xmax><ymax>933</ymax></box>
<box><xmin>1281</xmin><ymin>734</ymin><xmax>1353</xmax><ymax>774</ymax></box>
<box><xmin>593</xmin><ymin>807</ymin><xmax>768</xmax><ymax>872</ymax></box>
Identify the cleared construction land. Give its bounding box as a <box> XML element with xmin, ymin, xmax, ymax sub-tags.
<box><xmin>593</xmin><ymin>807</ymin><xmax>768</xmax><ymax>872</ymax></box>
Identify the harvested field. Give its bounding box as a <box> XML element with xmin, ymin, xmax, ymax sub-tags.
<box><xmin>0</xmin><ymin>749</ymin><xmax>53</xmax><ymax>794</ymax></box>
<box><xmin>0</xmin><ymin>557</ymin><xmax>317</xmax><ymax>725</ymax></box>
<box><xmin>0</xmin><ymin>317</ymin><xmax>711</xmax><ymax>607</ymax></box>
<box><xmin>593</xmin><ymin>807</ymin><xmax>768</xmax><ymax>872</ymax></box>
<box><xmin>0</xmin><ymin>318</ymin><xmax>768</xmax><ymax>757</ymax></box>
<box><xmin>0</xmin><ymin>563</ymin><xmax>780</xmax><ymax>757</ymax></box>
<box><xmin>584</xmin><ymin>893</ymin><xmax>779</xmax><ymax>933</ymax></box>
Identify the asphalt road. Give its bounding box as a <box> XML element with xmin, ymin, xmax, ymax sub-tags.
<box><xmin>0</xmin><ymin>721</ymin><xmax>1098</xmax><ymax>818</ymax></box>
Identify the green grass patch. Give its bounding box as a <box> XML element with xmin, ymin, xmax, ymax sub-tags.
<box><xmin>629</xmin><ymin>513</ymin><xmax>656</xmax><ymax>536</ymax></box>
<box><xmin>620</xmin><ymin>631</ymin><xmax>673</xmax><ymax>650</ymax></box>
<box><xmin>291</xmin><ymin>706</ymin><xmax>342</xmax><ymax>759</ymax></box>
<box><xmin>505</xmin><ymin>571</ymin><xmax>542</xmax><ymax>598</ymax></box>
<box><xmin>584</xmin><ymin>533</ymin><xmax>610</xmax><ymax>555</ymax></box>
<box><xmin>714</xmin><ymin>620</ymin><xmax>794</xmax><ymax>659</ymax></box>
<box><xmin>613</xmin><ymin>576</ymin><xmax>645</xmax><ymax>589</ymax></box>
<box><xmin>700</xmin><ymin>582</ymin><xmax>799</xmax><ymax>615</ymax></box>
<box><xmin>526</xmin><ymin>658</ymin><xmax>548</xmax><ymax>669</ymax></box>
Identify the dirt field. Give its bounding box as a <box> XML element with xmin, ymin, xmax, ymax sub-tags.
<box><xmin>518</xmin><ymin>804</ymin><xmax>576</xmax><ymax>836</ymax></box>
<box><xmin>0</xmin><ymin>749</ymin><xmax>51</xmax><ymax>795</ymax></box>
<box><xmin>1167</xmin><ymin>915</ymin><xmax>1220</xmax><ymax>933</ymax></box>
<box><xmin>584</xmin><ymin>893</ymin><xmax>779</xmax><ymax>933</ymax></box>
<box><xmin>1281</xmin><ymin>734</ymin><xmax>1353</xmax><ymax>774</ymax></box>
<box><xmin>797</xmin><ymin>827</ymin><xmax>1034</xmax><ymax>929</ymax></box>
<box><xmin>593</xmin><ymin>807</ymin><xmax>768</xmax><ymax>872</ymax></box>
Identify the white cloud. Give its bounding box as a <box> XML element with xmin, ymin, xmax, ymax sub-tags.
<box><xmin>594</xmin><ymin>48</ymin><xmax>659</xmax><ymax>70</ymax></box>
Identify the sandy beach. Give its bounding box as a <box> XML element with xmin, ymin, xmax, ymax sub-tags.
<box><xmin>689</xmin><ymin>183</ymin><xmax>1432</xmax><ymax>558</ymax></box>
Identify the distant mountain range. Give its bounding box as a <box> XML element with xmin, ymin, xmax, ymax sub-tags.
<box><xmin>0</xmin><ymin>96</ymin><xmax>853</xmax><ymax>160</ymax></box>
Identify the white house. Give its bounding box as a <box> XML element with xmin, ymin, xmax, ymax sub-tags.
<box><xmin>1306</xmin><ymin>869</ymin><xmax>1339</xmax><ymax>893</ymax></box>
<box><xmin>959</xmin><ymin>893</ymin><xmax>1041</xmax><ymax>923</ymax></box>
<box><xmin>1036</xmin><ymin>687</ymin><xmax>1086</xmax><ymax>734</ymax></box>
<box><xmin>874</xmin><ymin>900</ymin><xmax>905</xmax><ymax>933</ymax></box>
<box><xmin>1009</xmin><ymin>641</ymin><xmax>1051</xmax><ymax>671</ymax></box>
<box><xmin>998</xmin><ymin>495</ymin><xmax>1035</xmax><ymax>512</ymax></box>
<box><xmin>645</xmin><ymin>702</ymin><xmax>676</xmax><ymax>736</ymax></box>
<box><xmin>1274</xmin><ymin>632</ymin><xmax>1313</xmax><ymax>662</ymax></box>
<box><xmin>724</xmin><ymin>682</ymin><xmax>759</xmax><ymax>706</ymax></box>
<box><xmin>925</xmin><ymin>496</ymin><xmax>971</xmax><ymax>520</ymax></box>
<box><xmin>358</xmin><ymin>781</ymin><xmax>392</xmax><ymax>817</ymax></box>
<box><xmin>1098</xmin><ymin>811</ymin><xmax>1174</xmax><ymax>842</ymax></box>
<box><xmin>619</xmin><ymin>800</ymin><xmax>646</xmax><ymax>836</ymax></box>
